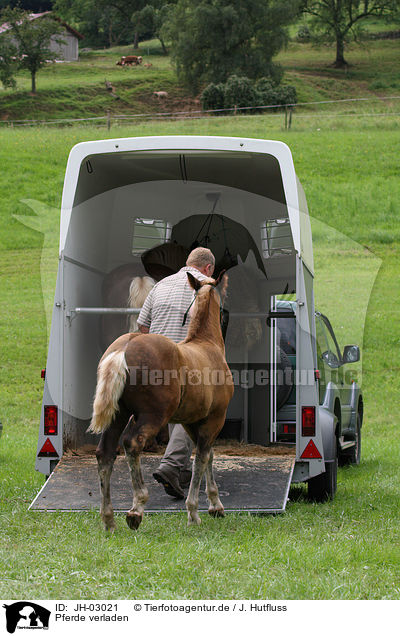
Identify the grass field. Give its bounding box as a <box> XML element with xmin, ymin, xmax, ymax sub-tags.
<box><xmin>0</xmin><ymin>114</ymin><xmax>399</xmax><ymax>600</ymax></box>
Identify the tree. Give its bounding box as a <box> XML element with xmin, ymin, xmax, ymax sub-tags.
<box><xmin>134</xmin><ymin>2</ymin><xmax>177</xmax><ymax>54</ymax></box>
<box><xmin>0</xmin><ymin>7</ymin><xmax>64</xmax><ymax>92</ymax></box>
<box><xmin>55</xmin><ymin>0</ymin><xmax>152</xmax><ymax>48</ymax></box>
<box><xmin>0</xmin><ymin>38</ymin><xmax>18</xmax><ymax>88</ymax></box>
<box><xmin>54</xmin><ymin>0</ymin><xmax>177</xmax><ymax>49</ymax></box>
<box><xmin>301</xmin><ymin>0</ymin><xmax>399</xmax><ymax>67</ymax></box>
<box><xmin>54</xmin><ymin>0</ymin><xmax>133</xmax><ymax>48</ymax></box>
<box><xmin>165</xmin><ymin>0</ymin><xmax>298</xmax><ymax>94</ymax></box>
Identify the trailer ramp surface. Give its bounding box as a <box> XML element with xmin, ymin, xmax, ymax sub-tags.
<box><xmin>30</xmin><ymin>454</ymin><xmax>295</xmax><ymax>514</ymax></box>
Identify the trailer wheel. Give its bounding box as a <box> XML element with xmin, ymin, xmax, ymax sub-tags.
<box><xmin>276</xmin><ymin>346</ymin><xmax>294</xmax><ymax>410</ymax></box>
<box><xmin>339</xmin><ymin>413</ymin><xmax>361</xmax><ymax>466</ymax></box>
<box><xmin>307</xmin><ymin>454</ymin><xmax>338</xmax><ymax>502</ymax></box>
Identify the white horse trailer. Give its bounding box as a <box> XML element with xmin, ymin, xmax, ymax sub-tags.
<box><xmin>31</xmin><ymin>135</ymin><xmax>339</xmax><ymax>513</ymax></box>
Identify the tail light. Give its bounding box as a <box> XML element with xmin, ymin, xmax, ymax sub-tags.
<box><xmin>44</xmin><ymin>405</ymin><xmax>58</xmax><ymax>435</ymax></box>
<box><xmin>302</xmin><ymin>406</ymin><xmax>315</xmax><ymax>437</ymax></box>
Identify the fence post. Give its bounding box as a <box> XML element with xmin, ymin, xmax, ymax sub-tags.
<box><xmin>284</xmin><ymin>106</ymin><xmax>293</xmax><ymax>130</ymax></box>
<box><xmin>107</xmin><ymin>109</ymin><xmax>111</xmax><ymax>130</ymax></box>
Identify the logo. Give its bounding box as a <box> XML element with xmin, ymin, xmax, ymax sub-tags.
<box><xmin>3</xmin><ymin>602</ymin><xmax>50</xmax><ymax>633</ymax></box>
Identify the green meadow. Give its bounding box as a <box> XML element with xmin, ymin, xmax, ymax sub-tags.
<box><xmin>0</xmin><ymin>113</ymin><xmax>399</xmax><ymax>599</ymax></box>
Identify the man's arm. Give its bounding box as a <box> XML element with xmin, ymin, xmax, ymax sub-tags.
<box><xmin>139</xmin><ymin>325</ymin><xmax>149</xmax><ymax>334</ymax></box>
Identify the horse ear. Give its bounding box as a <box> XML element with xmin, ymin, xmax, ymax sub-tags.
<box><xmin>187</xmin><ymin>272</ymin><xmax>202</xmax><ymax>291</ymax></box>
<box><xmin>214</xmin><ymin>269</ymin><xmax>227</xmax><ymax>286</ymax></box>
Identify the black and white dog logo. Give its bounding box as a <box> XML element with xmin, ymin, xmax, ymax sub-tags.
<box><xmin>3</xmin><ymin>602</ymin><xmax>50</xmax><ymax>633</ymax></box>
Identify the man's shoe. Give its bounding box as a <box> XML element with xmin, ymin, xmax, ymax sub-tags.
<box><xmin>153</xmin><ymin>467</ymin><xmax>185</xmax><ymax>499</ymax></box>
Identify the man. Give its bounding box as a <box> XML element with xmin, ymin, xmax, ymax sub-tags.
<box><xmin>137</xmin><ymin>246</ymin><xmax>216</xmax><ymax>498</ymax></box>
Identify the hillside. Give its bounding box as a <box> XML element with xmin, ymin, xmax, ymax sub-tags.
<box><xmin>0</xmin><ymin>35</ymin><xmax>399</xmax><ymax>123</ymax></box>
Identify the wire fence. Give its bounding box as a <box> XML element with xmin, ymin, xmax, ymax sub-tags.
<box><xmin>1</xmin><ymin>95</ymin><xmax>400</xmax><ymax>129</ymax></box>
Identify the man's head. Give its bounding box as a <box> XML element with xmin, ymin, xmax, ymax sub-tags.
<box><xmin>186</xmin><ymin>247</ymin><xmax>215</xmax><ymax>277</ymax></box>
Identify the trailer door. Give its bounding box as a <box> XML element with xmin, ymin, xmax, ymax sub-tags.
<box><xmin>295</xmin><ymin>256</ymin><xmax>325</xmax><ymax>477</ymax></box>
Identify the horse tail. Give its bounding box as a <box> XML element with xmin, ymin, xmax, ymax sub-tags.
<box><xmin>88</xmin><ymin>350</ymin><xmax>128</xmax><ymax>434</ymax></box>
<box><xmin>127</xmin><ymin>275</ymin><xmax>154</xmax><ymax>332</ymax></box>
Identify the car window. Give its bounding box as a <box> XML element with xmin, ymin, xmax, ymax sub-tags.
<box><xmin>315</xmin><ymin>316</ymin><xmax>328</xmax><ymax>363</ymax></box>
<box><xmin>316</xmin><ymin>315</ymin><xmax>341</xmax><ymax>368</ymax></box>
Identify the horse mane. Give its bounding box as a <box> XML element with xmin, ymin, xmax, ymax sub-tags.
<box><xmin>185</xmin><ymin>288</ymin><xmax>210</xmax><ymax>342</ymax></box>
<box><xmin>184</xmin><ymin>279</ymin><xmax>224</xmax><ymax>347</ymax></box>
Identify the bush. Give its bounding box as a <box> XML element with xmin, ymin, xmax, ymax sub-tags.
<box><xmin>275</xmin><ymin>85</ymin><xmax>297</xmax><ymax>107</ymax></box>
<box><xmin>200</xmin><ymin>82</ymin><xmax>225</xmax><ymax>112</ymax></box>
<box><xmin>223</xmin><ymin>75</ymin><xmax>258</xmax><ymax>110</ymax></box>
<box><xmin>255</xmin><ymin>77</ymin><xmax>278</xmax><ymax>106</ymax></box>
<box><xmin>255</xmin><ymin>78</ymin><xmax>297</xmax><ymax>109</ymax></box>
<box><xmin>201</xmin><ymin>75</ymin><xmax>297</xmax><ymax>114</ymax></box>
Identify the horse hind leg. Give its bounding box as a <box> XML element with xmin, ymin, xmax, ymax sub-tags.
<box><xmin>205</xmin><ymin>448</ymin><xmax>224</xmax><ymax>518</ymax></box>
<box><xmin>122</xmin><ymin>414</ymin><xmax>165</xmax><ymax>530</ymax></box>
<box><xmin>186</xmin><ymin>448</ymin><xmax>209</xmax><ymax>526</ymax></box>
<box><xmin>186</xmin><ymin>416</ymin><xmax>226</xmax><ymax>526</ymax></box>
<box><xmin>95</xmin><ymin>409</ymin><xmax>128</xmax><ymax>531</ymax></box>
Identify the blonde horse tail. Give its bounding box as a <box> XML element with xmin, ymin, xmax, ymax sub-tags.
<box><xmin>127</xmin><ymin>276</ymin><xmax>155</xmax><ymax>332</ymax></box>
<box><xmin>88</xmin><ymin>350</ymin><xmax>128</xmax><ymax>434</ymax></box>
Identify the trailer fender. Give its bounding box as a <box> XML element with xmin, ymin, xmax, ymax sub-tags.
<box><xmin>318</xmin><ymin>406</ymin><xmax>337</xmax><ymax>462</ymax></box>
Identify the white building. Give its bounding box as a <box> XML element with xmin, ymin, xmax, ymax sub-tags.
<box><xmin>0</xmin><ymin>12</ymin><xmax>83</xmax><ymax>62</ymax></box>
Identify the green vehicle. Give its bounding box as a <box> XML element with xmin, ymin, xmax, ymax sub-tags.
<box><xmin>275</xmin><ymin>299</ymin><xmax>363</xmax><ymax>499</ymax></box>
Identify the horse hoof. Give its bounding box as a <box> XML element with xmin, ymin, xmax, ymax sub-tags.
<box><xmin>187</xmin><ymin>515</ymin><xmax>201</xmax><ymax>527</ymax></box>
<box><xmin>209</xmin><ymin>506</ymin><xmax>225</xmax><ymax>518</ymax></box>
<box><xmin>101</xmin><ymin>515</ymin><xmax>116</xmax><ymax>532</ymax></box>
<box><xmin>103</xmin><ymin>522</ymin><xmax>116</xmax><ymax>533</ymax></box>
<box><xmin>126</xmin><ymin>511</ymin><xmax>142</xmax><ymax>530</ymax></box>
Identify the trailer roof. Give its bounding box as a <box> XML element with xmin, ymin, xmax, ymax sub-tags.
<box><xmin>60</xmin><ymin>136</ymin><xmax>313</xmax><ymax>273</ymax></box>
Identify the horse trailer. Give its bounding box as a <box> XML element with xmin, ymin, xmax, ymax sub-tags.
<box><xmin>30</xmin><ymin>135</ymin><xmax>362</xmax><ymax>514</ymax></box>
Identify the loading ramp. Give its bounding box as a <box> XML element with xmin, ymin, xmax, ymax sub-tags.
<box><xmin>30</xmin><ymin>451</ymin><xmax>295</xmax><ymax>514</ymax></box>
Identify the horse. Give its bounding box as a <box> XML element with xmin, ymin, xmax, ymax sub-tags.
<box><xmin>127</xmin><ymin>276</ymin><xmax>155</xmax><ymax>333</ymax></box>
<box><xmin>88</xmin><ymin>272</ymin><xmax>234</xmax><ymax>531</ymax></box>
<box><xmin>100</xmin><ymin>264</ymin><xmax>154</xmax><ymax>350</ymax></box>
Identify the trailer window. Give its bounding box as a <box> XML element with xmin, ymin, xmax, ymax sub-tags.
<box><xmin>260</xmin><ymin>218</ymin><xmax>294</xmax><ymax>258</ymax></box>
<box><xmin>132</xmin><ymin>218</ymin><xmax>172</xmax><ymax>256</ymax></box>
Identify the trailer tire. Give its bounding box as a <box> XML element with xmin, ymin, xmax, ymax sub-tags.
<box><xmin>276</xmin><ymin>346</ymin><xmax>294</xmax><ymax>410</ymax></box>
<box><xmin>307</xmin><ymin>454</ymin><xmax>338</xmax><ymax>502</ymax></box>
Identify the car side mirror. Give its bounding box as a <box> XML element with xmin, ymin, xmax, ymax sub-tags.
<box><xmin>342</xmin><ymin>345</ymin><xmax>360</xmax><ymax>363</ymax></box>
<box><xmin>322</xmin><ymin>350</ymin><xmax>340</xmax><ymax>368</ymax></box>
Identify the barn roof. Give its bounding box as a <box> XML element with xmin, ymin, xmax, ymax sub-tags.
<box><xmin>0</xmin><ymin>11</ymin><xmax>84</xmax><ymax>40</ymax></box>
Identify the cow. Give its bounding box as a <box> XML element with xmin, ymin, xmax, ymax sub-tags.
<box><xmin>153</xmin><ymin>91</ymin><xmax>168</xmax><ymax>99</ymax></box>
<box><xmin>116</xmin><ymin>55</ymin><xmax>143</xmax><ymax>66</ymax></box>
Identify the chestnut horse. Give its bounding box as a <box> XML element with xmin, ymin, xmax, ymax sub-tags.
<box><xmin>88</xmin><ymin>272</ymin><xmax>233</xmax><ymax>531</ymax></box>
